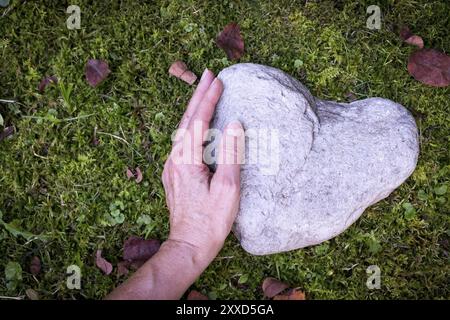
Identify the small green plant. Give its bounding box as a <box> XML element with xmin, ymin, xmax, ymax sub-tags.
<box><xmin>238</xmin><ymin>274</ymin><xmax>249</xmax><ymax>284</ymax></box>
<box><xmin>59</xmin><ymin>81</ymin><xmax>74</xmax><ymax>110</ymax></box>
<box><xmin>294</xmin><ymin>59</ymin><xmax>304</xmax><ymax>68</ymax></box>
<box><xmin>5</xmin><ymin>261</ymin><xmax>22</xmax><ymax>291</ymax></box>
<box><xmin>0</xmin><ymin>211</ymin><xmax>46</xmax><ymax>241</ymax></box>
<box><xmin>136</xmin><ymin>214</ymin><xmax>155</xmax><ymax>237</ymax></box>
<box><xmin>40</xmin><ymin>108</ymin><xmax>59</xmax><ymax>124</ymax></box>
<box><xmin>102</xmin><ymin>200</ymin><xmax>126</xmax><ymax>226</ymax></box>
<box><xmin>364</xmin><ymin>232</ymin><xmax>382</xmax><ymax>254</ymax></box>
<box><xmin>314</xmin><ymin>242</ymin><xmax>329</xmax><ymax>255</ymax></box>
<box><xmin>402</xmin><ymin>202</ymin><xmax>417</xmax><ymax>220</ymax></box>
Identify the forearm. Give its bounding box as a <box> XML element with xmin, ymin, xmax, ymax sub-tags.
<box><xmin>105</xmin><ymin>240</ymin><xmax>213</xmax><ymax>300</ymax></box>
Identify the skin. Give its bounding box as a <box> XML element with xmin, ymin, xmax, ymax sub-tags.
<box><xmin>106</xmin><ymin>69</ymin><xmax>244</xmax><ymax>300</ymax></box>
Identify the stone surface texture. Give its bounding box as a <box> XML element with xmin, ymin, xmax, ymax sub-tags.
<box><xmin>210</xmin><ymin>63</ymin><xmax>419</xmax><ymax>255</ymax></box>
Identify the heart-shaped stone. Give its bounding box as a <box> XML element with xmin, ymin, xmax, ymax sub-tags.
<box><xmin>210</xmin><ymin>63</ymin><xmax>419</xmax><ymax>255</ymax></box>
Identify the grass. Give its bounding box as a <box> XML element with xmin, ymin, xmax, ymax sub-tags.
<box><xmin>0</xmin><ymin>0</ymin><xmax>449</xmax><ymax>299</ymax></box>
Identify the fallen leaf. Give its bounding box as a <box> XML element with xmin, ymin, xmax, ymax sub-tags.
<box><xmin>168</xmin><ymin>60</ymin><xmax>197</xmax><ymax>85</ymax></box>
<box><xmin>91</xmin><ymin>136</ymin><xmax>99</xmax><ymax>146</ymax></box>
<box><xmin>126</xmin><ymin>168</ymin><xmax>134</xmax><ymax>179</ymax></box>
<box><xmin>408</xmin><ymin>48</ymin><xmax>450</xmax><ymax>87</ymax></box>
<box><xmin>38</xmin><ymin>76</ymin><xmax>58</xmax><ymax>92</ymax></box>
<box><xmin>216</xmin><ymin>23</ymin><xmax>244</xmax><ymax>60</ymax></box>
<box><xmin>135</xmin><ymin>167</ymin><xmax>143</xmax><ymax>183</ymax></box>
<box><xmin>126</xmin><ymin>167</ymin><xmax>143</xmax><ymax>183</ymax></box>
<box><xmin>25</xmin><ymin>288</ymin><xmax>39</xmax><ymax>300</ymax></box>
<box><xmin>399</xmin><ymin>26</ymin><xmax>413</xmax><ymax>40</ymax></box>
<box><xmin>85</xmin><ymin>59</ymin><xmax>111</xmax><ymax>87</ymax></box>
<box><xmin>405</xmin><ymin>35</ymin><xmax>424</xmax><ymax>49</ymax></box>
<box><xmin>273</xmin><ymin>288</ymin><xmax>306</xmax><ymax>300</ymax></box>
<box><xmin>187</xmin><ymin>290</ymin><xmax>209</xmax><ymax>300</ymax></box>
<box><xmin>95</xmin><ymin>250</ymin><xmax>113</xmax><ymax>275</ymax></box>
<box><xmin>0</xmin><ymin>126</ymin><xmax>14</xmax><ymax>142</ymax></box>
<box><xmin>399</xmin><ymin>26</ymin><xmax>424</xmax><ymax>49</ymax></box>
<box><xmin>117</xmin><ymin>261</ymin><xmax>130</xmax><ymax>276</ymax></box>
<box><xmin>344</xmin><ymin>92</ymin><xmax>357</xmax><ymax>102</ymax></box>
<box><xmin>29</xmin><ymin>256</ymin><xmax>41</xmax><ymax>276</ymax></box>
<box><xmin>262</xmin><ymin>277</ymin><xmax>289</xmax><ymax>298</ymax></box>
<box><xmin>123</xmin><ymin>236</ymin><xmax>160</xmax><ymax>268</ymax></box>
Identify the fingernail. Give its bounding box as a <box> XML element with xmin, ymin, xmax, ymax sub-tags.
<box><xmin>225</xmin><ymin>120</ymin><xmax>244</xmax><ymax>135</ymax></box>
<box><xmin>227</xmin><ymin>119</ymin><xmax>242</xmax><ymax>128</ymax></box>
<box><xmin>212</xmin><ymin>77</ymin><xmax>221</xmax><ymax>87</ymax></box>
<box><xmin>200</xmin><ymin>68</ymin><xmax>209</xmax><ymax>81</ymax></box>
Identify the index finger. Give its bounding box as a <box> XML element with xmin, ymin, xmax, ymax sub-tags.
<box><xmin>177</xmin><ymin>68</ymin><xmax>215</xmax><ymax>131</ymax></box>
<box><xmin>187</xmin><ymin>78</ymin><xmax>223</xmax><ymax>155</ymax></box>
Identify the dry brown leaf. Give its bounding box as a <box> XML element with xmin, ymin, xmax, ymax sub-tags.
<box><xmin>123</xmin><ymin>236</ymin><xmax>161</xmax><ymax>267</ymax></box>
<box><xmin>29</xmin><ymin>256</ymin><xmax>41</xmax><ymax>276</ymax></box>
<box><xmin>25</xmin><ymin>288</ymin><xmax>39</xmax><ymax>300</ymax></box>
<box><xmin>262</xmin><ymin>277</ymin><xmax>289</xmax><ymax>298</ymax></box>
<box><xmin>399</xmin><ymin>26</ymin><xmax>413</xmax><ymax>40</ymax></box>
<box><xmin>0</xmin><ymin>126</ymin><xmax>14</xmax><ymax>142</ymax></box>
<box><xmin>126</xmin><ymin>167</ymin><xmax>143</xmax><ymax>183</ymax></box>
<box><xmin>344</xmin><ymin>92</ymin><xmax>357</xmax><ymax>102</ymax></box>
<box><xmin>126</xmin><ymin>168</ymin><xmax>134</xmax><ymax>179</ymax></box>
<box><xmin>135</xmin><ymin>167</ymin><xmax>143</xmax><ymax>183</ymax></box>
<box><xmin>169</xmin><ymin>60</ymin><xmax>197</xmax><ymax>85</ymax></box>
<box><xmin>85</xmin><ymin>59</ymin><xmax>111</xmax><ymax>87</ymax></box>
<box><xmin>95</xmin><ymin>250</ymin><xmax>113</xmax><ymax>275</ymax></box>
<box><xmin>273</xmin><ymin>288</ymin><xmax>306</xmax><ymax>300</ymax></box>
<box><xmin>187</xmin><ymin>290</ymin><xmax>209</xmax><ymax>300</ymax></box>
<box><xmin>400</xmin><ymin>27</ymin><xmax>423</xmax><ymax>49</ymax></box>
<box><xmin>408</xmin><ymin>48</ymin><xmax>450</xmax><ymax>87</ymax></box>
<box><xmin>399</xmin><ymin>26</ymin><xmax>424</xmax><ymax>49</ymax></box>
<box><xmin>216</xmin><ymin>22</ymin><xmax>244</xmax><ymax>60</ymax></box>
<box><xmin>405</xmin><ymin>35</ymin><xmax>424</xmax><ymax>49</ymax></box>
<box><xmin>38</xmin><ymin>76</ymin><xmax>58</xmax><ymax>92</ymax></box>
<box><xmin>117</xmin><ymin>261</ymin><xmax>130</xmax><ymax>277</ymax></box>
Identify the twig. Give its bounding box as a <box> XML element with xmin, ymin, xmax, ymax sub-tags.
<box><xmin>0</xmin><ymin>99</ymin><xmax>16</xmax><ymax>103</ymax></box>
<box><xmin>97</xmin><ymin>131</ymin><xmax>130</xmax><ymax>146</ymax></box>
<box><xmin>22</xmin><ymin>113</ymin><xmax>95</xmax><ymax>122</ymax></box>
<box><xmin>215</xmin><ymin>256</ymin><xmax>235</xmax><ymax>260</ymax></box>
<box><xmin>96</xmin><ymin>131</ymin><xmax>142</xmax><ymax>156</ymax></box>
<box><xmin>63</xmin><ymin>114</ymin><xmax>95</xmax><ymax>121</ymax></box>
<box><xmin>0</xmin><ymin>295</ymin><xmax>24</xmax><ymax>300</ymax></box>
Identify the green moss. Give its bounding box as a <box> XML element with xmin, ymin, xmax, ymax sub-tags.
<box><xmin>0</xmin><ymin>0</ymin><xmax>449</xmax><ymax>299</ymax></box>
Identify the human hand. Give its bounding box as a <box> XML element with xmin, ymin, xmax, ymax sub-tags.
<box><xmin>162</xmin><ymin>69</ymin><xmax>244</xmax><ymax>266</ymax></box>
<box><xmin>106</xmin><ymin>69</ymin><xmax>244</xmax><ymax>300</ymax></box>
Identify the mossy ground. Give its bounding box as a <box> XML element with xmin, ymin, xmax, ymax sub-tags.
<box><xmin>0</xmin><ymin>0</ymin><xmax>449</xmax><ymax>299</ymax></box>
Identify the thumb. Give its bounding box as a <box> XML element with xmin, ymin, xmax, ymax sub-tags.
<box><xmin>213</xmin><ymin>121</ymin><xmax>245</xmax><ymax>184</ymax></box>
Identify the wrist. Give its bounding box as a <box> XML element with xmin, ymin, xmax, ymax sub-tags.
<box><xmin>162</xmin><ymin>238</ymin><xmax>217</xmax><ymax>272</ymax></box>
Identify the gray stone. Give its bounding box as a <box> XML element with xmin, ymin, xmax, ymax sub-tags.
<box><xmin>209</xmin><ymin>63</ymin><xmax>419</xmax><ymax>255</ymax></box>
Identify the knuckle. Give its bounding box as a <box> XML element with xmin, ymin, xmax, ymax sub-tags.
<box><xmin>219</xmin><ymin>176</ymin><xmax>239</xmax><ymax>191</ymax></box>
<box><xmin>170</xmin><ymin>163</ymin><xmax>184</xmax><ymax>179</ymax></box>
